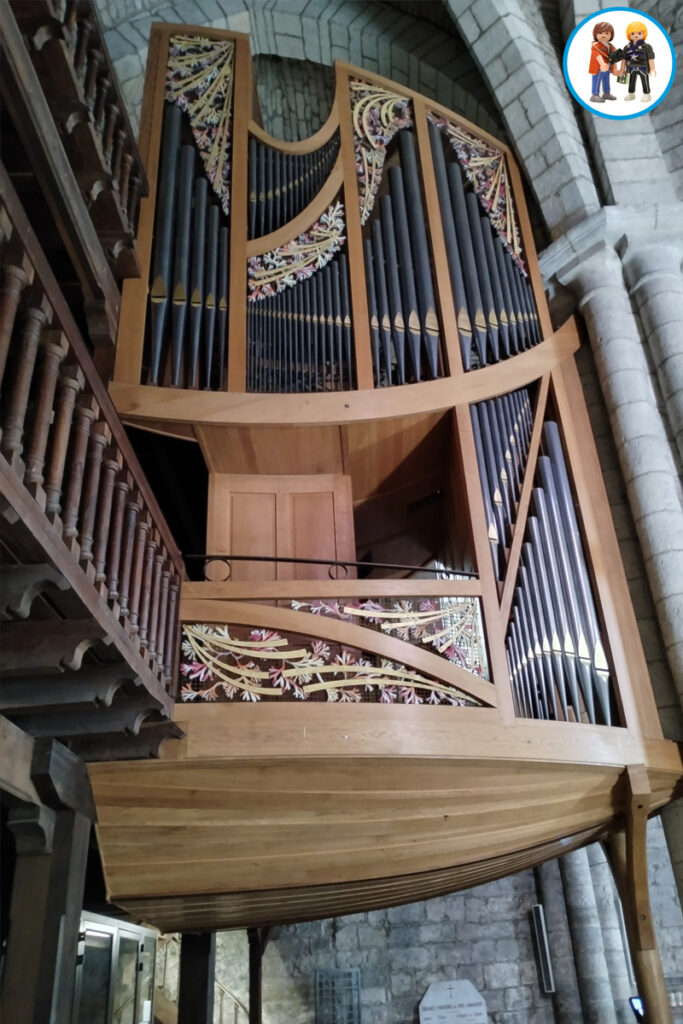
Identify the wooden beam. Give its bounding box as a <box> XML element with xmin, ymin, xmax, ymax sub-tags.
<box><xmin>0</xmin><ymin>715</ymin><xmax>40</xmax><ymax>805</ymax></box>
<box><xmin>1</xmin><ymin>807</ymin><xmax>91</xmax><ymax>1024</ymax></box>
<box><xmin>0</xmin><ymin>662</ymin><xmax>142</xmax><ymax>714</ymax></box>
<box><xmin>178</xmin><ymin>932</ymin><xmax>216</xmax><ymax>1024</ymax></box>
<box><xmin>248</xmin><ymin>928</ymin><xmax>263</xmax><ymax>1024</ymax></box>
<box><xmin>108</xmin><ymin>324</ymin><xmax>579</xmax><ymax>430</ymax></box>
<box><xmin>609</xmin><ymin>767</ymin><xmax>673</xmax><ymax>1024</ymax></box>
<box><xmin>0</xmin><ymin>619</ymin><xmax>108</xmax><ymax>675</ymax></box>
<box><xmin>69</xmin><ymin>721</ymin><xmax>184</xmax><ymax>762</ymax></box>
<box><xmin>0</xmin><ymin>563</ymin><xmax>68</xmax><ymax>619</ymax></box>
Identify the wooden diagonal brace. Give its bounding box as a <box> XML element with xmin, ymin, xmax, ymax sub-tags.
<box><xmin>609</xmin><ymin>765</ymin><xmax>673</xmax><ymax>1024</ymax></box>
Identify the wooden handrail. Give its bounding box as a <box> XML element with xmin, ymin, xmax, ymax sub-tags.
<box><xmin>0</xmin><ymin>161</ymin><xmax>184</xmax><ymax>696</ymax></box>
<box><xmin>0</xmin><ymin>162</ymin><xmax>183</xmax><ymax>579</ymax></box>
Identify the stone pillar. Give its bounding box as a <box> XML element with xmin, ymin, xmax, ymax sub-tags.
<box><xmin>556</xmin><ymin>243</ymin><xmax>683</xmax><ymax>713</ymax></box>
<box><xmin>587</xmin><ymin>843</ymin><xmax>634</xmax><ymax>1023</ymax></box>
<box><xmin>560</xmin><ymin>847</ymin><xmax>618</xmax><ymax>1023</ymax></box>
<box><xmin>535</xmin><ymin>858</ymin><xmax>583</xmax><ymax>1024</ymax></box>
<box><xmin>620</xmin><ymin>237</ymin><xmax>683</xmax><ymax>466</ymax></box>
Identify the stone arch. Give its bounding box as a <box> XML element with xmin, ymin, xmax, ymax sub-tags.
<box><xmin>103</xmin><ymin>0</ymin><xmax>504</xmax><ymax>143</ymax></box>
<box><xmin>445</xmin><ymin>0</ymin><xmax>601</xmax><ymax>236</ymax></box>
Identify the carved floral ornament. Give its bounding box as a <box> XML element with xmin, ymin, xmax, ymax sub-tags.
<box><xmin>247</xmin><ymin>201</ymin><xmax>346</xmax><ymax>301</ymax></box>
<box><xmin>349</xmin><ymin>79</ymin><xmax>413</xmax><ymax>224</ymax></box>
<box><xmin>180</xmin><ymin>598</ymin><xmax>489</xmax><ymax>705</ymax></box>
<box><xmin>166</xmin><ymin>34</ymin><xmax>235</xmax><ymax>216</ymax></box>
<box><xmin>428</xmin><ymin>114</ymin><xmax>524</xmax><ymax>271</ymax></box>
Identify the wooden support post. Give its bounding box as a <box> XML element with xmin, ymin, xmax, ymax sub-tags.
<box><xmin>248</xmin><ymin>927</ymin><xmax>270</xmax><ymax>1024</ymax></box>
<box><xmin>609</xmin><ymin>766</ymin><xmax>673</xmax><ymax>1024</ymax></box>
<box><xmin>178</xmin><ymin>932</ymin><xmax>216</xmax><ymax>1024</ymax></box>
<box><xmin>0</xmin><ymin>730</ymin><xmax>94</xmax><ymax>1024</ymax></box>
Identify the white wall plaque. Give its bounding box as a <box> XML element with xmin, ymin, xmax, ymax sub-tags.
<box><xmin>419</xmin><ymin>979</ymin><xmax>488</xmax><ymax>1024</ymax></box>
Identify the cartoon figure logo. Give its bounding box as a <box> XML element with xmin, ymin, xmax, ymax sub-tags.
<box><xmin>618</xmin><ymin>21</ymin><xmax>656</xmax><ymax>103</ymax></box>
<box><xmin>588</xmin><ymin>21</ymin><xmax>617</xmax><ymax>104</ymax></box>
<box><xmin>564</xmin><ymin>7</ymin><xmax>675</xmax><ymax>119</ymax></box>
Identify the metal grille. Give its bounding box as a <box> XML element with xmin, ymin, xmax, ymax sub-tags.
<box><xmin>315</xmin><ymin>968</ymin><xmax>361</xmax><ymax>1024</ymax></box>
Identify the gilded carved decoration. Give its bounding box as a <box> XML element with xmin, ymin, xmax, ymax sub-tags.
<box><xmin>166</xmin><ymin>35</ymin><xmax>235</xmax><ymax>215</ymax></box>
<box><xmin>247</xmin><ymin>201</ymin><xmax>346</xmax><ymax>300</ymax></box>
<box><xmin>428</xmin><ymin>114</ymin><xmax>524</xmax><ymax>270</ymax></box>
<box><xmin>349</xmin><ymin>79</ymin><xmax>413</xmax><ymax>224</ymax></box>
<box><xmin>180</xmin><ymin>622</ymin><xmax>483</xmax><ymax>705</ymax></box>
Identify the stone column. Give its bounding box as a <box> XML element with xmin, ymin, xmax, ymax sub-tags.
<box><xmin>535</xmin><ymin>858</ymin><xmax>583</xmax><ymax>1024</ymax></box>
<box><xmin>560</xmin><ymin>847</ymin><xmax>618</xmax><ymax>1023</ymax></box>
<box><xmin>587</xmin><ymin>843</ymin><xmax>634</xmax><ymax>1024</ymax></box>
<box><xmin>556</xmin><ymin>243</ymin><xmax>683</xmax><ymax>713</ymax></box>
<box><xmin>620</xmin><ymin>237</ymin><xmax>683</xmax><ymax>466</ymax></box>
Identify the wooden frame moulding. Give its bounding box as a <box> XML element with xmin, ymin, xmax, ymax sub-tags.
<box><xmin>248</xmin><ymin>102</ymin><xmax>340</xmax><ymax>152</ymax></box>
<box><xmin>181</xmin><ymin>578</ymin><xmax>482</xmax><ymax>601</ymax></box>
<box><xmin>335</xmin><ymin>62</ymin><xmax>373</xmax><ymax>390</ymax></box>
<box><xmin>499</xmin><ymin>373</ymin><xmax>550</xmax><ymax>620</ymax></box>
<box><xmin>226</xmin><ymin>34</ymin><xmax>252</xmax><ymax>392</ymax></box>
<box><xmin>412</xmin><ymin>94</ymin><xmax>465</xmax><ymax>379</ymax></box>
<box><xmin>453</xmin><ymin>403</ymin><xmax>515</xmax><ymax>722</ymax></box>
<box><xmin>110</xmin><ymin>321</ymin><xmax>579</xmax><ymax>429</ymax></box>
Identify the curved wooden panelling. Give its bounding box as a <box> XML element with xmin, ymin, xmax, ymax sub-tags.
<box><xmin>249</xmin><ymin>106</ymin><xmax>340</xmax><ymax>155</ymax></box>
<box><xmin>245</xmin><ymin>158</ymin><xmax>343</xmax><ymax>258</ymax></box>
<box><xmin>115</xmin><ymin>825</ymin><xmax>608</xmax><ymax>932</ymax></box>
<box><xmin>110</xmin><ymin>318</ymin><xmax>579</xmax><ymax>429</ymax></box>
<box><xmin>90</xmin><ymin>706</ymin><xmax>681</xmax><ymax>930</ymax></box>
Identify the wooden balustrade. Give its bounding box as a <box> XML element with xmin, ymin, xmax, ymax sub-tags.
<box><xmin>0</xmin><ymin>163</ymin><xmax>182</xmax><ymax>694</ymax></box>
<box><xmin>7</xmin><ymin>0</ymin><xmax>148</xmax><ymax>282</ymax></box>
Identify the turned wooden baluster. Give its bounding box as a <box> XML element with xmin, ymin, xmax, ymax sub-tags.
<box><xmin>0</xmin><ymin>253</ymin><xmax>34</xmax><ymax>389</ymax></box>
<box><xmin>103</xmin><ymin>103</ymin><xmax>119</xmax><ymax>167</ymax></box>
<box><xmin>138</xmin><ymin>533</ymin><xmax>157</xmax><ymax>648</ymax></box>
<box><xmin>93</xmin><ymin>445</ymin><xmax>121</xmax><ymax>583</ymax></box>
<box><xmin>1</xmin><ymin>295</ymin><xmax>52</xmax><ymax>469</ymax></box>
<box><xmin>106</xmin><ymin>471</ymin><xmax>130</xmax><ymax>601</ymax></box>
<box><xmin>78</xmin><ymin>421</ymin><xmax>110</xmax><ymax>561</ymax></box>
<box><xmin>111</xmin><ymin>129</ymin><xmax>126</xmax><ymax>187</ymax></box>
<box><xmin>44</xmin><ymin>365</ymin><xmax>84</xmax><ymax>517</ymax></box>
<box><xmin>73</xmin><ymin>13</ymin><xmax>93</xmax><ymax>79</ymax></box>
<box><xmin>118</xmin><ymin>489</ymin><xmax>142</xmax><ymax>618</ymax></box>
<box><xmin>127</xmin><ymin>512</ymin><xmax>151</xmax><ymax>633</ymax></box>
<box><xmin>164</xmin><ymin>578</ymin><xmax>180</xmax><ymax>687</ymax></box>
<box><xmin>24</xmin><ymin>331</ymin><xmax>69</xmax><ymax>497</ymax></box>
<box><xmin>126</xmin><ymin>175</ymin><xmax>142</xmax><ymax>233</ymax></box>
<box><xmin>155</xmin><ymin>562</ymin><xmax>171</xmax><ymax>673</ymax></box>
<box><xmin>63</xmin><ymin>0</ymin><xmax>79</xmax><ymax>38</ymax></box>
<box><xmin>119</xmin><ymin>152</ymin><xmax>133</xmax><ymax>214</ymax></box>
<box><xmin>146</xmin><ymin>550</ymin><xmax>165</xmax><ymax>659</ymax></box>
<box><xmin>84</xmin><ymin>49</ymin><xmax>104</xmax><ymax>113</ymax></box>
<box><xmin>61</xmin><ymin>394</ymin><xmax>98</xmax><ymax>540</ymax></box>
<box><xmin>93</xmin><ymin>74</ymin><xmax>111</xmax><ymax>134</ymax></box>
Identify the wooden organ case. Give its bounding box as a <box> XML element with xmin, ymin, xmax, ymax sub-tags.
<box><xmin>95</xmin><ymin>25</ymin><xmax>680</xmax><ymax>1015</ymax></box>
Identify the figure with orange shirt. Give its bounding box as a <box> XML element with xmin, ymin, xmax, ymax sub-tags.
<box><xmin>589</xmin><ymin>21</ymin><xmax>617</xmax><ymax>103</ymax></box>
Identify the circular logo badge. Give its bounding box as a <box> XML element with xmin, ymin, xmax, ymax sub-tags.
<box><xmin>563</xmin><ymin>7</ymin><xmax>676</xmax><ymax>118</ymax></box>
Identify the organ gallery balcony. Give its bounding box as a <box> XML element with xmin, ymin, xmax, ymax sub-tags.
<box><xmin>86</xmin><ymin>29</ymin><xmax>680</xmax><ymax>1020</ymax></box>
<box><xmin>0</xmin><ymin>163</ymin><xmax>183</xmax><ymax>760</ymax></box>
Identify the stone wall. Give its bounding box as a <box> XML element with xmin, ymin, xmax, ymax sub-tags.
<box><xmin>252</xmin><ymin>56</ymin><xmax>334</xmax><ymax>142</ymax></box>
<box><xmin>208</xmin><ymin>818</ymin><xmax>682</xmax><ymax>1023</ymax></box>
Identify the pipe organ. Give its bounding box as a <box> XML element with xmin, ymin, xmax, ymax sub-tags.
<box><xmin>99</xmin><ymin>29</ymin><xmax>680</xmax><ymax>1002</ymax></box>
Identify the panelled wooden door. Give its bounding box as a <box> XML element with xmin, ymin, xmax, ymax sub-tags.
<box><xmin>207</xmin><ymin>474</ymin><xmax>356</xmax><ymax>580</ymax></box>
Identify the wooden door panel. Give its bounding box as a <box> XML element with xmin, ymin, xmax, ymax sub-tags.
<box><xmin>207</xmin><ymin>474</ymin><xmax>355</xmax><ymax>581</ymax></box>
